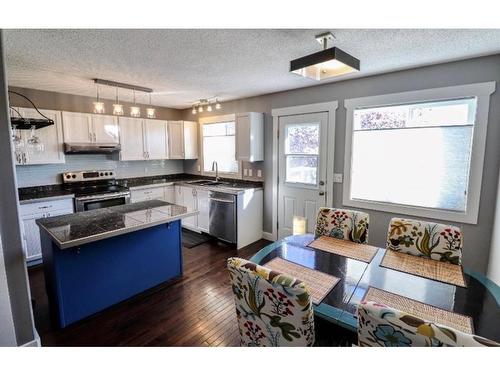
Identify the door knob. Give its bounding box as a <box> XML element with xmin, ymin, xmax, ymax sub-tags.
<box><xmin>319</xmin><ymin>181</ymin><xmax>325</xmax><ymax>186</ymax></box>
<box><xmin>319</xmin><ymin>191</ymin><xmax>325</xmax><ymax>196</ymax></box>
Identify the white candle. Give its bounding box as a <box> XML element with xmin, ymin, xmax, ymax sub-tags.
<box><xmin>293</xmin><ymin>216</ymin><xmax>307</xmax><ymax>235</ymax></box>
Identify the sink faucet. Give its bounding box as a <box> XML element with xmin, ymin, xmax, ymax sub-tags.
<box><xmin>212</xmin><ymin>161</ymin><xmax>220</xmax><ymax>182</ymax></box>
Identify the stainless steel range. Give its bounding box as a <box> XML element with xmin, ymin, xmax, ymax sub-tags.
<box><xmin>62</xmin><ymin>170</ymin><xmax>130</xmax><ymax>212</ymax></box>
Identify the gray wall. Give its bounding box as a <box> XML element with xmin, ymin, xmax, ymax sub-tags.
<box><xmin>183</xmin><ymin>54</ymin><xmax>500</xmax><ymax>274</ymax></box>
<box><xmin>0</xmin><ymin>31</ymin><xmax>36</xmax><ymax>346</ymax></box>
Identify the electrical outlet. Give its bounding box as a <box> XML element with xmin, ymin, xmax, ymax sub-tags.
<box><xmin>248</xmin><ymin>169</ymin><xmax>253</xmax><ymax>177</ymax></box>
<box><xmin>333</xmin><ymin>173</ymin><xmax>343</xmax><ymax>183</ymax></box>
<box><xmin>197</xmin><ymin>165</ymin><xmax>201</xmax><ymax>172</ymax></box>
<box><xmin>257</xmin><ymin>169</ymin><xmax>262</xmax><ymax>178</ymax></box>
<box><xmin>243</xmin><ymin>168</ymin><xmax>248</xmax><ymax>176</ymax></box>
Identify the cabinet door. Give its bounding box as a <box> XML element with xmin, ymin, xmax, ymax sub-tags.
<box><xmin>62</xmin><ymin>111</ymin><xmax>93</xmax><ymax>143</ymax></box>
<box><xmin>175</xmin><ymin>185</ymin><xmax>183</xmax><ymax>205</ymax></box>
<box><xmin>92</xmin><ymin>114</ymin><xmax>119</xmax><ymax>143</ymax></box>
<box><xmin>21</xmin><ymin>213</ymin><xmax>44</xmax><ymax>261</ymax></box>
<box><xmin>183</xmin><ymin>121</ymin><xmax>198</xmax><ymax>159</ymax></box>
<box><xmin>167</xmin><ymin>121</ymin><xmax>185</xmax><ymax>159</ymax></box>
<box><xmin>119</xmin><ymin>117</ymin><xmax>146</xmax><ymax>161</ymax></box>
<box><xmin>164</xmin><ymin>186</ymin><xmax>175</xmax><ymax>203</ymax></box>
<box><xmin>18</xmin><ymin>108</ymin><xmax>65</xmax><ymax>165</ymax></box>
<box><xmin>196</xmin><ymin>189</ymin><xmax>209</xmax><ymax>233</ymax></box>
<box><xmin>144</xmin><ymin>119</ymin><xmax>168</xmax><ymax>159</ymax></box>
<box><xmin>181</xmin><ymin>187</ymin><xmax>198</xmax><ymax>229</ymax></box>
<box><xmin>235</xmin><ymin>115</ymin><xmax>250</xmax><ymax>161</ymax></box>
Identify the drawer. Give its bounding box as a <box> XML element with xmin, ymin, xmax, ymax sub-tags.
<box><xmin>19</xmin><ymin>198</ymin><xmax>74</xmax><ymax>216</ymax></box>
<box><xmin>130</xmin><ymin>187</ymin><xmax>165</xmax><ymax>202</ymax></box>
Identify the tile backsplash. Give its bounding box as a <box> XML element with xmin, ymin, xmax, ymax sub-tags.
<box><xmin>16</xmin><ymin>154</ymin><xmax>184</xmax><ymax>187</ymax></box>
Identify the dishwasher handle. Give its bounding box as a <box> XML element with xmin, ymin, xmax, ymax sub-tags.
<box><xmin>209</xmin><ymin>197</ymin><xmax>235</xmax><ymax>204</ymax></box>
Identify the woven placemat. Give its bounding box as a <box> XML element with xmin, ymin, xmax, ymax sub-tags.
<box><xmin>381</xmin><ymin>250</ymin><xmax>466</xmax><ymax>287</ymax></box>
<box><xmin>363</xmin><ymin>287</ymin><xmax>473</xmax><ymax>334</ymax></box>
<box><xmin>308</xmin><ymin>236</ymin><xmax>379</xmax><ymax>263</ymax></box>
<box><xmin>263</xmin><ymin>257</ymin><xmax>339</xmax><ymax>305</ymax></box>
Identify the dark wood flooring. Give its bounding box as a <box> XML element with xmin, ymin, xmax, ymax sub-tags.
<box><xmin>28</xmin><ymin>237</ymin><xmax>353</xmax><ymax>346</ymax></box>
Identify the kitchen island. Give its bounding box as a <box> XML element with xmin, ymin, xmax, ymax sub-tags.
<box><xmin>36</xmin><ymin>200</ymin><xmax>197</xmax><ymax>328</ymax></box>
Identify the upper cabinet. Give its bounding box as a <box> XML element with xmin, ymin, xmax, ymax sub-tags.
<box><xmin>168</xmin><ymin>121</ymin><xmax>198</xmax><ymax>160</ymax></box>
<box><xmin>119</xmin><ymin>118</ymin><xmax>168</xmax><ymax>161</ymax></box>
<box><xmin>235</xmin><ymin>112</ymin><xmax>264</xmax><ymax>162</ymax></box>
<box><xmin>62</xmin><ymin>112</ymin><xmax>119</xmax><ymax>144</ymax></box>
<box><xmin>13</xmin><ymin>107</ymin><xmax>65</xmax><ymax>165</ymax></box>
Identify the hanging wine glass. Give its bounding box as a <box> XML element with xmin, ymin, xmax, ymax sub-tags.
<box><xmin>11</xmin><ymin>124</ymin><xmax>24</xmax><ymax>151</ymax></box>
<box><xmin>26</xmin><ymin>125</ymin><xmax>44</xmax><ymax>153</ymax></box>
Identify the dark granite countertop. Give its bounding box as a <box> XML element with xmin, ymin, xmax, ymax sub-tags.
<box><xmin>36</xmin><ymin>200</ymin><xmax>197</xmax><ymax>249</ymax></box>
<box><xmin>18</xmin><ymin>184</ymin><xmax>74</xmax><ymax>204</ymax></box>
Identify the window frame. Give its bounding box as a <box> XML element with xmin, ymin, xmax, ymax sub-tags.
<box><xmin>199</xmin><ymin>114</ymin><xmax>242</xmax><ymax>179</ymax></box>
<box><xmin>343</xmin><ymin>82</ymin><xmax>496</xmax><ymax>224</ymax></box>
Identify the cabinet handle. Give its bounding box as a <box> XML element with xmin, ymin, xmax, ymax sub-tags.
<box><xmin>23</xmin><ymin>152</ymin><xmax>27</xmax><ymax>164</ymax></box>
<box><xmin>89</xmin><ymin>132</ymin><xmax>93</xmax><ymax>141</ymax></box>
<box><xmin>93</xmin><ymin>133</ymin><xmax>96</xmax><ymax>142</ymax></box>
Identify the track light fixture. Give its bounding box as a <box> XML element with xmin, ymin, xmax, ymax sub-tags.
<box><xmin>191</xmin><ymin>97</ymin><xmax>222</xmax><ymax>114</ymax></box>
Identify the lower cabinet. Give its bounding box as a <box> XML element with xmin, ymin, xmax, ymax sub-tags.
<box><xmin>180</xmin><ymin>186</ymin><xmax>198</xmax><ymax>231</ymax></box>
<box><xmin>20</xmin><ymin>198</ymin><xmax>74</xmax><ymax>265</ymax></box>
<box><xmin>130</xmin><ymin>186</ymin><xmax>167</xmax><ymax>203</ymax></box>
<box><xmin>197</xmin><ymin>189</ymin><xmax>210</xmax><ymax>233</ymax></box>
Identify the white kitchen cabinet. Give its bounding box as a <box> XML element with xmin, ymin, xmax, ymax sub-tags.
<box><xmin>130</xmin><ymin>186</ymin><xmax>166</xmax><ymax>203</ymax></box>
<box><xmin>62</xmin><ymin>112</ymin><xmax>119</xmax><ymax>144</ymax></box>
<box><xmin>175</xmin><ymin>185</ymin><xmax>183</xmax><ymax>205</ymax></box>
<box><xmin>144</xmin><ymin>119</ymin><xmax>168</xmax><ymax>160</ymax></box>
<box><xmin>119</xmin><ymin>117</ymin><xmax>146</xmax><ymax>161</ymax></box>
<box><xmin>235</xmin><ymin>112</ymin><xmax>264</xmax><ymax>162</ymax></box>
<box><xmin>14</xmin><ymin>108</ymin><xmax>65</xmax><ymax>165</ymax></box>
<box><xmin>20</xmin><ymin>198</ymin><xmax>74</xmax><ymax>264</ymax></box>
<box><xmin>196</xmin><ymin>189</ymin><xmax>210</xmax><ymax>233</ymax></box>
<box><xmin>164</xmin><ymin>185</ymin><xmax>175</xmax><ymax>203</ymax></box>
<box><xmin>167</xmin><ymin>121</ymin><xmax>198</xmax><ymax>159</ymax></box>
<box><xmin>181</xmin><ymin>186</ymin><xmax>198</xmax><ymax>230</ymax></box>
<box><xmin>92</xmin><ymin>114</ymin><xmax>120</xmax><ymax>143</ymax></box>
<box><xmin>62</xmin><ymin>111</ymin><xmax>93</xmax><ymax>143</ymax></box>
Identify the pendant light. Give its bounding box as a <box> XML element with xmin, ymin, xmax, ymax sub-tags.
<box><xmin>191</xmin><ymin>105</ymin><xmax>197</xmax><ymax>115</ymax></box>
<box><xmin>146</xmin><ymin>93</ymin><xmax>156</xmax><ymax>119</ymax></box>
<box><xmin>130</xmin><ymin>89</ymin><xmax>141</xmax><ymax>118</ymax></box>
<box><xmin>290</xmin><ymin>32</ymin><xmax>359</xmax><ymax>80</ymax></box>
<box><xmin>112</xmin><ymin>87</ymin><xmax>124</xmax><ymax>116</ymax></box>
<box><xmin>215</xmin><ymin>99</ymin><xmax>221</xmax><ymax>110</ymax></box>
<box><xmin>198</xmin><ymin>104</ymin><xmax>204</xmax><ymax>113</ymax></box>
<box><xmin>206</xmin><ymin>101</ymin><xmax>213</xmax><ymax>112</ymax></box>
<box><xmin>93</xmin><ymin>84</ymin><xmax>105</xmax><ymax>114</ymax></box>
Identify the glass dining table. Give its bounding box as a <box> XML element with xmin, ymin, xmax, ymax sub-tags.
<box><xmin>250</xmin><ymin>234</ymin><xmax>500</xmax><ymax>342</ymax></box>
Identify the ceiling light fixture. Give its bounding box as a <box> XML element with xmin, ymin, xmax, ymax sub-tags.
<box><xmin>191</xmin><ymin>105</ymin><xmax>197</xmax><ymax>115</ymax></box>
<box><xmin>290</xmin><ymin>32</ymin><xmax>360</xmax><ymax>81</ymax></box>
<box><xmin>215</xmin><ymin>99</ymin><xmax>221</xmax><ymax>110</ymax></box>
<box><xmin>206</xmin><ymin>102</ymin><xmax>213</xmax><ymax>112</ymax></box>
<box><xmin>130</xmin><ymin>90</ymin><xmax>141</xmax><ymax>118</ymax></box>
<box><xmin>146</xmin><ymin>93</ymin><xmax>156</xmax><ymax>119</ymax></box>
<box><xmin>93</xmin><ymin>84</ymin><xmax>105</xmax><ymax>114</ymax></box>
<box><xmin>112</xmin><ymin>87</ymin><xmax>124</xmax><ymax>116</ymax></box>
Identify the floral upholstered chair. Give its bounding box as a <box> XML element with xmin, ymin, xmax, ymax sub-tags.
<box><xmin>227</xmin><ymin>257</ymin><xmax>315</xmax><ymax>346</ymax></box>
<box><xmin>314</xmin><ymin>207</ymin><xmax>369</xmax><ymax>244</ymax></box>
<box><xmin>386</xmin><ymin>218</ymin><xmax>463</xmax><ymax>265</ymax></box>
<box><xmin>357</xmin><ymin>300</ymin><xmax>499</xmax><ymax>347</ymax></box>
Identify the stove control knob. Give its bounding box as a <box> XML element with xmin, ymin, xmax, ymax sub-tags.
<box><xmin>100</xmin><ymin>172</ymin><xmax>104</xmax><ymax>176</ymax></box>
<box><xmin>72</xmin><ymin>174</ymin><xmax>77</xmax><ymax>179</ymax></box>
<box><xmin>104</xmin><ymin>172</ymin><xmax>109</xmax><ymax>176</ymax></box>
<box><xmin>66</xmin><ymin>174</ymin><xmax>72</xmax><ymax>179</ymax></box>
<box><xmin>109</xmin><ymin>172</ymin><xmax>113</xmax><ymax>175</ymax></box>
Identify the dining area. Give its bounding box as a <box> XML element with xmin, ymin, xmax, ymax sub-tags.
<box><xmin>227</xmin><ymin>208</ymin><xmax>500</xmax><ymax>347</ymax></box>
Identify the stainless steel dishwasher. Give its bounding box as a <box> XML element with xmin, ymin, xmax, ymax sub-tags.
<box><xmin>208</xmin><ymin>191</ymin><xmax>237</xmax><ymax>243</ymax></box>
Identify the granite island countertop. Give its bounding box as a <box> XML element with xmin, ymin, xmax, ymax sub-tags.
<box><xmin>36</xmin><ymin>200</ymin><xmax>197</xmax><ymax>249</ymax></box>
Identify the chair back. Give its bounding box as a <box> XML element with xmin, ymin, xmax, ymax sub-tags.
<box><xmin>227</xmin><ymin>257</ymin><xmax>314</xmax><ymax>347</ymax></box>
<box><xmin>387</xmin><ymin>217</ymin><xmax>462</xmax><ymax>265</ymax></box>
<box><xmin>314</xmin><ymin>207</ymin><xmax>369</xmax><ymax>244</ymax></box>
<box><xmin>357</xmin><ymin>300</ymin><xmax>499</xmax><ymax>347</ymax></box>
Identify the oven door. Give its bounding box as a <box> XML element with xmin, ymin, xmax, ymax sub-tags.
<box><xmin>75</xmin><ymin>193</ymin><xmax>131</xmax><ymax>212</ymax></box>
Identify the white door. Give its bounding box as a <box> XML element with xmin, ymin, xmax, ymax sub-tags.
<box><xmin>62</xmin><ymin>111</ymin><xmax>93</xmax><ymax>143</ymax></box>
<box><xmin>144</xmin><ymin>119</ymin><xmax>167</xmax><ymax>159</ymax></box>
<box><xmin>278</xmin><ymin>112</ymin><xmax>328</xmax><ymax>239</ymax></box>
<box><xmin>92</xmin><ymin>114</ymin><xmax>119</xmax><ymax>143</ymax></box>
<box><xmin>168</xmin><ymin>121</ymin><xmax>185</xmax><ymax>159</ymax></box>
<box><xmin>197</xmin><ymin>189</ymin><xmax>210</xmax><ymax>233</ymax></box>
<box><xmin>119</xmin><ymin>117</ymin><xmax>146</xmax><ymax>160</ymax></box>
<box><xmin>18</xmin><ymin>108</ymin><xmax>65</xmax><ymax>165</ymax></box>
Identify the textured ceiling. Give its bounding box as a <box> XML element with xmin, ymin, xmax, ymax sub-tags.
<box><xmin>4</xmin><ymin>29</ymin><xmax>500</xmax><ymax>109</ymax></box>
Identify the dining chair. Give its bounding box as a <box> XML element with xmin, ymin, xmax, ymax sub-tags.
<box><xmin>357</xmin><ymin>300</ymin><xmax>499</xmax><ymax>347</ymax></box>
<box><xmin>226</xmin><ymin>257</ymin><xmax>315</xmax><ymax>346</ymax></box>
<box><xmin>386</xmin><ymin>217</ymin><xmax>463</xmax><ymax>265</ymax></box>
<box><xmin>314</xmin><ymin>207</ymin><xmax>369</xmax><ymax>244</ymax></box>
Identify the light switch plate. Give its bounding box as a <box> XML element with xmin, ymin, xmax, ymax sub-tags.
<box><xmin>333</xmin><ymin>173</ymin><xmax>343</xmax><ymax>183</ymax></box>
<box><xmin>257</xmin><ymin>170</ymin><xmax>262</xmax><ymax>178</ymax></box>
<box><xmin>248</xmin><ymin>169</ymin><xmax>253</xmax><ymax>177</ymax></box>
<box><xmin>197</xmin><ymin>165</ymin><xmax>201</xmax><ymax>172</ymax></box>
<box><xmin>243</xmin><ymin>169</ymin><xmax>248</xmax><ymax>176</ymax></box>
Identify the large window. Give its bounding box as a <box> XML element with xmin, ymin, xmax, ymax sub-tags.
<box><xmin>202</xmin><ymin>121</ymin><xmax>238</xmax><ymax>174</ymax></box>
<box><xmin>343</xmin><ymin>82</ymin><xmax>495</xmax><ymax>224</ymax></box>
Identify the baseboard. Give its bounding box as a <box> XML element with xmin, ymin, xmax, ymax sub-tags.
<box><xmin>262</xmin><ymin>232</ymin><xmax>274</xmax><ymax>241</ymax></box>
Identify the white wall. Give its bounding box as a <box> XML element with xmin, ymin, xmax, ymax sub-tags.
<box><xmin>487</xmin><ymin>169</ymin><xmax>500</xmax><ymax>285</ymax></box>
<box><xmin>0</xmin><ymin>236</ymin><xmax>17</xmax><ymax>346</ymax></box>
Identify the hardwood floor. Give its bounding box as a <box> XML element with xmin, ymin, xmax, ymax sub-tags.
<box><xmin>28</xmin><ymin>237</ymin><xmax>353</xmax><ymax>346</ymax></box>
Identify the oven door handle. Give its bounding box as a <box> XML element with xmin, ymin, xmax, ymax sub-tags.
<box><xmin>75</xmin><ymin>192</ymin><xmax>131</xmax><ymax>202</ymax></box>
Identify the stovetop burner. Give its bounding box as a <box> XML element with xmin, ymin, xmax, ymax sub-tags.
<box><xmin>64</xmin><ymin>183</ymin><xmax>129</xmax><ymax>197</ymax></box>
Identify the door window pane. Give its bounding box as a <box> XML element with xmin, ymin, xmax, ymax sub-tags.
<box><xmin>285</xmin><ymin>124</ymin><xmax>319</xmax><ymax>154</ymax></box>
<box><xmin>286</xmin><ymin>156</ymin><xmax>318</xmax><ymax>185</ymax></box>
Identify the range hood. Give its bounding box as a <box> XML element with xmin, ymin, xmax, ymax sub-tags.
<box><xmin>64</xmin><ymin>143</ymin><xmax>121</xmax><ymax>154</ymax></box>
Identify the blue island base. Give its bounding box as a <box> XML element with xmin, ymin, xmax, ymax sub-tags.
<box><xmin>41</xmin><ymin>220</ymin><xmax>183</xmax><ymax>328</ymax></box>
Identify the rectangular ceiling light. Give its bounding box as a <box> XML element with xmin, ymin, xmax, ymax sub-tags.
<box><xmin>290</xmin><ymin>47</ymin><xmax>360</xmax><ymax>81</ymax></box>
